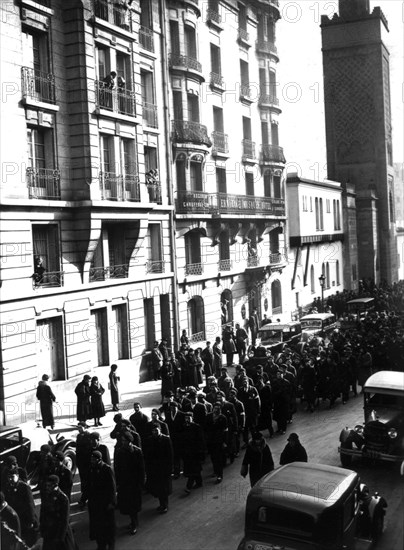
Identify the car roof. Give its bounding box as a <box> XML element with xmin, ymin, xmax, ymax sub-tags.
<box><xmin>248</xmin><ymin>463</ymin><xmax>358</xmax><ymax>515</ymax></box>
<box><xmin>259</xmin><ymin>322</ymin><xmax>301</xmax><ymax>331</ymax></box>
<box><xmin>347</xmin><ymin>298</ymin><xmax>375</xmax><ymax>304</ymax></box>
<box><xmin>0</xmin><ymin>426</ymin><xmax>21</xmax><ymax>434</ymax></box>
<box><xmin>300</xmin><ymin>313</ymin><xmax>335</xmax><ymax>320</ymax></box>
<box><xmin>364</xmin><ymin>371</ymin><xmax>404</xmax><ymax>395</ymax></box>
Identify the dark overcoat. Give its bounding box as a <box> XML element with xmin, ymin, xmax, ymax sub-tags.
<box><xmin>75</xmin><ymin>381</ymin><xmax>91</xmax><ymax>421</ymax></box>
<box><xmin>4</xmin><ymin>479</ymin><xmax>37</xmax><ymax>545</ymax></box>
<box><xmin>40</xmin><ymin>488</ymin><xmax>76</xmax><ymax>550</ymax></box>
<box><xmin>144</xmin><ymin>434</ymin><xmax>173</xmax><ymax>500</ymax></box>
<box><xmin>36</xmin><ymin>381</ymin><xmax>56</xmax><ymax>427</ymax></box>
<box><xmin>114</xmin><ymin>445</ymin><xmax>145</xmax><ymax>515</ymax></box>
<box><xmin>88</xmin><ymin>462</ymin><xmax>116</xmax><ymax>543</ymax></box>
<box><xmin>242</xmin><ymin>441</ymin><xmax>274</xmax><ymax>486</ymax></box>
<box><xmin>90</xmin><ymin>383</ymin><xmax>106</xmax><ymax>418</ymax></box>
<box><xmin>109</xmin><ymin>370</ymin><xmax>120</xmax><ymax>405</ymax></box>
<box><xmin>180</xmin><ymin>422</ymin><xmax>205</xmax><ymax>477</ymax></box>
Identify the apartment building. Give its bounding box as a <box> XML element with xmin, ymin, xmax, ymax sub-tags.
<box><xmin>167</xmin><ymin>0</ymin><xmax>288</xmax><ymax>343</ymax></box>
<box><xmin>0</xmin><ymin>0</ymin><xmax>176</xmax><ymax>419</ymax></box>
<box><xmin>286</xmin><ymin>174</ymin><xmax>345</xmax><ymax>313</ymax></box>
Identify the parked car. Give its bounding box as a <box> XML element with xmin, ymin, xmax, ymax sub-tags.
<box><xmin>300</xmin><ymin>312</ymin><xmax>338</xmax><ymax>338</ymax></box>
<box><xmin>339</xmin><ymin>370</ymin><xmax>404</xmax><ymax>473</ymax></box>
<box><xmin>340</xmin><ymin>297</ymin><xmax>375</xmax><ymax>330</ymax></box>
<box><xmin>257</xmin><ymin>321</ymin><xmax>302</xmax><ymax>353</ymax></box>
<box><xmin>237</xmin><ymin>462</ymin><xmax>387</xmax><ymax>550</ymax></box>
<box><xmin>0</xmin><ymin>424</ymin><xmax>77</xmax><ymax>484</ymax></box>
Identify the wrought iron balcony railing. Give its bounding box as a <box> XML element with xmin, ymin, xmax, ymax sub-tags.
<box><xmin>89</xmin><ymin>264</ymin><xmax>137</xmax><ymax>281</ymax></box>
<box><xmin>256</xmin><ymin>39</ymin><xmax>278</xmax><ymax>55</ymax></box>
<box><xmin>139</xmin><ymin>25</ymin><xmax>154</xmax><ymax>51</ymax></box>
<box><xmin>212</xmin><ymin>131</ymin><xmax>229</xmax><ymax>154</ymax></box>
<box><xmin>142</xmin><ymin>102</ymin><xmax>158</xmax><ymax>128</ymax></box>
<box><xmin>94</xmin><ymin>0</ymin><xmax>132</xmax><ymax>31</ymax></box>
<box><xmin>258</xmin><ymin>93</ymin><xmax>279</xmax><ymax>107</ymax></box>
<box><xmin>218</xmin><ymin>259</ymin><xmax>232</xmax><ymax>271</ymax></box>
<box><xmin>95</xmin><ymin>80</ymin><xmax>135</xmax><ymax>116</ymax></box>
<box><xmin>185</xmin><ymin>262</ymin><xmax>204</xmax><ymax>276</ymax></box>
<box><xmin>210</xmin><ymin>72</ymin><xmax>225</xmax><ymax>89</ymax></box>
<box><xmin>238</xmin><ymin>28</ymin><xmax>250</xmax><ymax>43</ymax></box>
<box><xmin>240</xmin><ymin>83</ymin><xmax>253</xmax><ymax>102</ymax></box>
<box><xmin>169</xmin><ymin>53</ymin><xmax>202</xmax><ymax>74</ymax></box>
<box><xmin>172</xmin><ymin>120</ymin><xmax>212</xmax><ymax>147</ymax></box>
<box><xmin>206</xmin><ymin>8</ymin><xmax>221</xmax><ymax>24</ymax></box>
<box><xmin>269</xmin><ymin>252</ymin><xmax>283</xmax><ymax>264</ymax></box>
<box><xmin>146</xmin><ymin>183</ymin><xmax>162</xmax><ymax>204</ymax></box>
<box><xmin>189</xmin><ymin>331</ymin><xmax>205</xmax><ymax>343</ymax></box>
<box><xmin>99</xmin><ymin>172</ymin><xmax>140</xmax><ymax>201</ymax></box>
<box><xmin>247</xmin><ymin>255</ymin><xmax>260</xmax><ymax>268</ymax></box>
<box><xmin>146</xmin><ymin>260</ymin><xmax>165</xmax><ymax>274</ymax></box>
<box><xmin>21</xmin><ymin>67</ymin><xmax>56</xmax><ymax>104</ymax></box>
<box><xmin>261</xmin><ymin>144</ymin><xmax>286</xmax><ymax>163</ymax></box>
<box><xmin>242</xmin><ymin>139</ymin><xmax>256</xmax><ymax>159</ymax></box>
<box><xmin>26</xmin><ymin>168</ymin><xmax>61</xmax><ymax>199</ymax></box>
<box><xmin>32</xmin><ymin>270</ymin><xmax>64</xmax><ymax>288</ymax></box>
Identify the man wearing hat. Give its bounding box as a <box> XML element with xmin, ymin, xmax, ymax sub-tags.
<box><xmin>164</xmin><ymin>401</ymin><xmax>186</xmax><ymax>479</ymax></box>
<box><xmin>240</xmin><ymin>431</ymin><xmax>274</xmax><ymax>486</ymax></box>
<box><xmin>182</xmin><ymin>390</ymin><xmax>207</xmax><ymax>429</ymax></box>
<box><xmin>181</xmin><ymin>412</ymin><xmax>205</xmax><ymax>494</ymax></box>
<box><xmin>129</xmin><ymin>402</ymin><xmax>150</xmax><ymax>443</ymax></box>
<box><xmin>146</xmin><ymin>409</ymin><xmax>169</xmax><ymax>437</ymax></box>
<box><xmin>36</xmin><ymin>374</ymin><xmax>56</xmax><ymax>429</ymax></box>
<box><xmin>228</xmin><ymin>388</ymin><xmax>245</xmax><ymax>457</ymax></box>
<box><xmin>1</xmin><ymin>455</ymin><xmax>27</xmax><ymax>487</ymax></box>
<box><xmin>89</xmin><ymin>432</ymin><xmax>111</xmax><ymax>466</ymax></box>
<box><xmin>40</xmin><ymin>475</ymin><xmax>76</xmax><ymax>550</ymax></box>
<box><xmin>217</xmin><ymin>367</ymin><xmax>235</xmax><ymax>399</ymax></box>
<box><xmin>143</xmin><ymin>425</ymin><xmax>173</xmax><ymax>513</ymax></box>
<box><xmin>3</xmin><ymin>469</ymin><xmax>38</xmax><ymax>546</ymax></box>
<box><xmin>74</xmin><ymin>374</ymin><xmax>92</xmax><ymax>427</ymax></box>
<box><xmin>280</xmin><ymin>433</ymin><xmax>308</xmax><ymax>465</ymax></box>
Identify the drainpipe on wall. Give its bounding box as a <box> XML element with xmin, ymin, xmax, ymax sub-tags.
<box><xmin>159</xmin><ymin>0</ymin><xmax>180</xmax><ymax>351</ymax></box>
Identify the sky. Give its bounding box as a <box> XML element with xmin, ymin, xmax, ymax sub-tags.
<box><xmin>276</xmin><ymin>0</ymin><xmax>404</xmax><ymax>180</ymax></box>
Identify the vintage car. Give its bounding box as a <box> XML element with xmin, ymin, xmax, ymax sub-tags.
<box><xmin>300</xmin><ymin>313</ymin><xmax>337</xmax><ymax>339</ymax></box>
<box><xmin>339</xmin><ymin>371</ymin><xmax>404</xmax><ymax>473</ymax></box>
<box><xmin>0</xmin><ymin>424</ymin><xmax>77</xmax><ymax>483</ymax></box>
<box><xmin>340</xmin><ymin>298</ymin><xmax>375</xmax><ymax>330</ymax></box>
<box><xmin>237</xmin><ymin>462</ymin><xmax>387</xmax><ymax>550</ymax></box>
<box><xmin>257</xmin><ymin>321</ymin><xmax>302</xmax><ymax>353</ymax></box>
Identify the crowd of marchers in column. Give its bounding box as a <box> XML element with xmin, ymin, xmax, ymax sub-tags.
<box><xmin>1</xmin><ymin>280</ymin><xmax>403</xmax><ymax>550</ymax></box>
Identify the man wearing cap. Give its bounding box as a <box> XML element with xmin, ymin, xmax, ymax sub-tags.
<box><xmin>36</xmin><ymin>374</ymin><xmax>56</xmax><ymax>429</ymax></box>
<box><xmin>89</xmin><ymin>432</ymin><xmax>111</xmax><ymax>466</ymax></box>
<box><xmin>3</xmin><ymin>469</ymin><xmax>38</xmax><ymax>546</ymax></box>
<box><xmin>212</xmin><ymin>336</ymin><xmax>223</xmax><ymax>377</ymax></box>
<box><xmin>228</xmin><ymin>388</ymin><xmax>245</xmax><ymax>457</ymax></box>
<box><xmin>40</xmin><ymin>475</ymin><xmax>76</xmax><ymax>550</ymax></box>
<box><xmin>88</xmin><ymin>451</ymin><xmax>117</xmax><ymax>549</ymax></box>
<box><xmin>54</xmin><ymin>451</ymin><xmax>73</xmax><ymax>501</ymax></box>
<box><xmin>280</xmin><ymin>433</ymin><xmax>308</xmax><ymax>465</ymax></box>
<box><xmin>130</xmin><ymin>402</ymin><xmax>150</xmax><ymax>443</ymax></box>
<box><xmin>164</xmin><ymin>401</ymin><xmax>185</xmax><ymax>479</ymax></box>
<box><xmin>146</xmin><ymin>409</ymin><xmax>170</xmax><ymax>437</ymax></box>
<box><xmin>143</xmin><ymin>425</ymin><xmax>173</xmax><ymax>513</ymax></box>
<box><xmin>238</xmin><ymin>378</ymin><xmax>261</xmax><ymax>447</ymax></box>
<box><xmin>235</xmin><ymin>323</ymin><xmax>249</xmax><ymax>364</ymax></box>
<box><xmin>182</xmin><ymin>390</ymin><xmax>207</xmax><ymax>429</ymax></box>
<box><xmin>240</xmin><ymin>431</ymin><xmax>274</xmax><ymax>486</ymax></box>
<box><xmin>76</xmin><ymin>423</ymin><xmax>92</xmax><ymax>509</ymax></box>
<box><xmin>1</xmin><ymin>455</ymin><xmax>27</xmax><ymax>488</ymax></box>
<box><xmin>215</xmin><ymin>392</ymin><xmax>238</xmax><ymax>464</ymax></box>
<box><xmin>201</xmin><ymin>341</ymin><xmax>214</xmax><ymax>379</ymax></box>
<box><xmin>181</xmin><ymin>412</ymin><xmax>205</xmax><ymax>494</ymax></box>
<box><xmin>205</xmin><ymin>402</ymin><xmax>228</xmax><ymax>483</ymax></box>
<box><xmin>74</xmin><ymin>374</ymin><xmax>92</xmax><ymax>427</ymax></box>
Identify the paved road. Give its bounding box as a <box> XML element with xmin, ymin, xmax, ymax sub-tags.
<box><xmin>52</xmin><ymin>382</ymin><xmax>403</xmax><ymax>550</ymax></box>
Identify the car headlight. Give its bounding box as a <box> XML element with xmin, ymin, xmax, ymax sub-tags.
<box><xmin>388</xmin><ymin>428</ymin><xmax>397</xmax><ymax>439</ymax></box>
<box><xmin>354</xmin><ymin>425</ymin><xmax>364</xmax><ymax>436</ymax></box>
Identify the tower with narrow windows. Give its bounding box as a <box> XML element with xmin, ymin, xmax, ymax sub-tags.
<box><xmin>321</xmin><ymin>0</ymin><xmax>398</xmax><ymax>285</ymax></box>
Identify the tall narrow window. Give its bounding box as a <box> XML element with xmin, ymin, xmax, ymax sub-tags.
<box><xmin>146</xmin><ymin>224</ymin><xmax>163</xmax><ymax>273</ymax></box>
<box><xmin>210</xmin><ymin>44</ymin><xmax>221</xmax><ymax>75</ymax></box>
<box><xmin>315</xmin><ymin>198</ymin><xmax>320</xmax><ymax>230</ymax></box>
<box><xmin>176</xmin><ymin>159</ymin><xmax>186</xmax><ymax>190</ymax></box>
<box><xmin>184</xmin><ymin>26</ymin><xmax>197</xmax><ymax>59</ymax></box>
<box><xmin>261</xmin><ymin>121</ymin><xmax>269</xmax><ymax>145</ymax></box>
<box><xmin>187</xmin><ymin>296</ymin><xmax>205</xmax><ymax>339</ymax></box>
<box><xmin>271</xmin><ymin>122</ymin><xmax>279</xmax><ymax>146</ymax></box>
<box><xmin>190</xmin><ymin>161</ymin><xmax>203</xmax><ymax>191</ymax></box>
<box><xmin>319</xmin><ymin>198</ymin><xmax>324</xmax><ymax>230</ymax></box>
<box><xmin>173</xmin><ymin>91</ymin><xmax>183</xmax><ymax>120</ymax></box>
<box><xmin>238</xmin><ymin>3</ymin><xmax>247</xmax><ymax>31</ymax></box>
<box><xmin>240</xmin><ymin>60</ymin><xmax>249</xmax><ymax>87</ymax></box>
<box><xmin>264</xmin><ymin>172</ymin><xmax>272</xmax><ymax>198</ymax></box>
<box><xmin>310</xmin><ymin>265</ymin><xmax>315</xmax><ymax>293</ymax></box>
<box><xmin>216</xmin><ymin>167</ymin><xmax>227</xmax><ymax>193</ymax></box>
<box><xmin>245</xmin><ymin>172</ymin><xmax>254</xmax><ymax>196</ymax></box>
<box><xmin>242</xmin><ymin>116</ymin><xmax>252</xmax><ymax>140</ymax></box>
<box><xmin>32</xmin><ymin>224</ymin><xmax>61</xmax><ymax>286</ymax></box>
<box><xmin>144</xmin><ymin>298</ymin><xmax>155</xmax><ymax>350</ymax></box>
<box><xmin>187</xmin><ymin>94</ymin><xmax>200</xmax><ymax>122</ymax></box>
<box><xmin>336</xmin><ymin>260</ymin><xmax>340</xmax><ymax>286</ymax></box>
<box><xmin>213</xmin><ymin>106</ymin><xmax>224</xmax><ymax>133</ymax></box>
<box><xmin>273</xmin><ymin>175</ymin><xmax>281</xmax><ymax>198</ymax></box>
<box><xmin>170</xmin><ymin>20</ymin><xmax>180</xmax><ymax>54</ymax></box>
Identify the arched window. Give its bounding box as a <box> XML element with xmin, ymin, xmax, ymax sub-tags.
<box><xmin>271</xmin><ymin>280</ymin><xmax>282</xmax><ymax>314</ymax></box>
<box><xmin>326</xmin><ymin>262</ymin><xmax>330</xmax><ymax>288</ymax></box>
<box><xmin>310</xmin><ymin>265</ymin><xmax>315</xmax><ymax>293</ymax></box>
<box><xmin>336</xmin><ymin>260</ymin><xmax>340</xmax><ymax>285</ymax></box>
<box><xmin>187</xmin><ymin>296</ymin><xmax>205</xmax><ymax>340</ymax></box>
<box><xmin>221</xmin><ymin>289</ymin><xmax>233</xmax><ymax>326</ymax></box>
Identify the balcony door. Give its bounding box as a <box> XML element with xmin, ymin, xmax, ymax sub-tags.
<box><xmin>36</xmin><ymin>318</ymin><xmax>64</xmax><ymax>380</ymax></box>
<box><xmin>190</xmin><ymin>161</ymin><xmax>203</xmax><ymax>191</ymax></box>
<box><xmin>112</xmin><ymin>304</ymin><xmax>129</xmax><ymax>360</ymax></box>
<box><xmin>91</xmin><ymin>308</ymin><xmax>109</xmax><ymax>366</ymax></box>
<box><xmin>160</xmin><ymin>294</ymin><xmax>171</xmax><ymax>346</ymax></box>
<box><xmin>185</xmin><ymin>230</ymin><xmax>202</xmax><ymax>266</ymax></box>
<box><xmin>184</xmin><ymin>26</ymin><xmax>197</xmax><ymax>59</ymax></box>
<box><xmin>32</xmin><ymin>224</ymin><xmax>60</xmax><ymax>281</ymax></box>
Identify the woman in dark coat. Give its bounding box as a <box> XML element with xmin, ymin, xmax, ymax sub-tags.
<box><xmin>114</xmin><ymin>436</ymin><xmax>145</xmax><ymax>535</ymax></box>
<box><xmin>143</xmin><ymin>426</ymin><xmax>173</xmax><ymax>513</ymax></box>
<box><xmin>300</xmin><ymin>361</ymin><xmax>317</xmax><ymax>412</ymax></box>
<box><xmin>36</xmin><ymin>374</ymin><xmax>56</xmax><ymax>429</ymax></box>
<box><xmin>241</xmin><ymin>431</ymin><xmax>274</xmax><ymax>486</ymax></box>
<box><xmin>90</xmin><ymin>376</ymin><xmax>106</xmax><ymax>427</ymax></box>
<box><xmin>74</xmin><ymin>375</ymin><xmax>92</xmax><ymax>426</ymax></box>
<box><xmin>186</xmin><ymin>349</ymin><xmax>200</xmax><ymax>389</ymax></box>
<box><xmin>40</xmin><ymin>475</ymin><xmax>77</xmax><ymax>550</ymax></box>
<box><xmin>109</xmin><ymin>364</ymin><xmax>120</xmax><ymax>411</ymax></box>
<box><xmin>88</xmin><ymin>451</ymin><xmax>116</xmax><ymax>549</ymax></box>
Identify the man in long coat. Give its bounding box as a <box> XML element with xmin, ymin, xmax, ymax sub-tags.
<box><xmin>272</xmin><ymin>370</ymin><xmax>291</xmax><ymax>434</ymax></box>
<box><xmin>3</xmin><ymin>470</ymin><xmax>37</xmax><ymax>546</ymax></box>
<box><xmin>181</xmin><ymin>412</ymin><xmax>205</xmax><ymax>493</ymax></box>
<box><xmin>36</xmin><ymin>374</ymin><xmax>56</xmax><ymax>429</ymax></box>
<box><xmin>241</xmin><ymin>431</ymin><xmax>274</xmax><ymax>486</ymax></box>
<box><xmin>40</xmin><ymin>475</ymin><xmax>76</xmax><ymax>550</ymax></box>
<box><xmin>74</xmin><ymin>374</ymin><xmax>92</xmax><ymax>425</ymax></box>
<box><xmin>201</xmin><ymin>341</ymin><xmax>214</xmax><ymax>379</ymax></box>
<box><xmin>143</xmin><ymin>425</ymin><xmax>173</xmax><ymax>513</ymax></box>
<box><xmin>129</xmin><ymin>402</ymin><xmax>150</xmax><ymax>443</ymax></box>
<box><xmin>114</xmin><ymin>436</ymin><xmax>145</xmax><ymax>535</ymax></box>
<box><xmin>88</xmin><ymin>451</ymin><xmax>116</xmax><ymax>550</ymax></box>
<box><xmin>164</xmin><ymin>401</ymin><xmax>185</xmax><ymax>478</ymax></box>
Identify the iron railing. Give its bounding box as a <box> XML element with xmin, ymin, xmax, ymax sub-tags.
<box><xmin>93</xmin><ymin>0</ymin><xmax>132</xmax><ymax>31</ymax></box>
<box><xmin>33</xmin><ymin>271</ymin><xmax>64</xmax><ymax>288</ymax></box>
<box><xmin>189</xmin><ymin>331</ymin><xmax>205</xmax><ymax>343</ymax></box>
<box><xmin>89</xmin><ymin>263</ymin><xmax>130</xmax><ymax>281</ymax></box>
<box><xmin>261</xmin><ymin>144</ymin><xmax>286</xmax><ymax>163</ymax></box>
<box><xmin>212</xmin><ymin>131</ymin><xmax>229</xmax><ymax>154</ymax></box>
<box><xmin>21</xmin><ymin>67</ymin><xmax>55</xmax><ymax>104</ymax></box>
<box><xmin>247</xmin><ymin>255</ymin><xmax>260</xmax><ymax>268</ymax></box>
<box><xmin>142</xmin><ymin>101</ymin><xmax>158</xmax><ymax>128</ymax></box>
<box><xmin>146</xmin><ymin>183</ymin><xmax>162</xmax><ymax>204</ymax></box>
<box><xmin>185</xmin><ymin>263</ymin><xmax>204</xmax><ymax>276</ymax></box>
<box><xmin>240</xmin><ymin>83</ymin><xmax>252</xmax><ymax>101</ymax></box>
<box><xmin>139</xmin><ymin>25</ymin><xmax>154</xmax><ymax>51</ymax></box>
<box><xmin>238</xmin><ymin>28</ymin><xmax>250</xmax><ymax>42</ymax></box>
<box><xmin>99</xmin><ymin>172</ymin><xmax>140</xmax><ymax>201</ymax></box>
<box><xmin>146</xmin><ymin>260</ymin><xmax>165</xmax><ymax>274</ymax></box>
<box><xmin>26</xmin><ymin>168</ymin><xmax>60</xmax><ymax>199</ymax></box>
<box><xmin>95</xmin><ymin>80</ymin><xmax>135</xmax><ymax>116</ymax></box>
<box><xmin>242</xmin><ymin>139</ymin><xmax>256</xmax><ymax>159</ymax></box>
<box><xmin>172</xmin><ymin>120</ymin><xmax>212</xmax><ymax>147</ymax></box>
<box><xmin>256</xmin><ymin>39</ymin><xmax>278</xmax><ymax>55</ymax></box>
<box><xmin>259</xmin><ymin>93</ymin><xmax>279</xmax><ymax>106</ymax></box>
<box><xmin>218</xmin><ymin>259</ymin><xmax>232</xmax><ymax>271</ymax></box>
<box><xmin>270</xmin><ymin>252</ymin><xmax>283</xmax><ymax>264</ymax></box>
<box><xmin>206</xmin><ymin>8</ymin><xmax>221</xmax><ymax>23</ymax></box>
<box><xmin>169</xmin><ymin>53</ymin><xmax>202</xmax><ymax>73</ymax></box>
<box><xmin>210</xmin><ymin>72</ymin><xmax>224</xmax><ymax>89</ymax></box>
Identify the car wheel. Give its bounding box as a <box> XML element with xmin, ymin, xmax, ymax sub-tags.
<box><xmin>371</xmin><ymin>509</ymin><xmax>384</xmax><ymax>541</ymax></box>
<box><xmin>63</xmin><ymin>448</ymin><xmax>77</xmax><ymax>477</ymax></box>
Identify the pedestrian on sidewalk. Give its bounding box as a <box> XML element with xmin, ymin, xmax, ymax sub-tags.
<box><xmin>144</xmin><ymin>425</ymin><xmax>173</xmax><ymax>514</ymax></box>
<box><xmin>75</xmin><ymin>374</ymin><xmax>92</xmax><ymax>427</ymax></box>
<box><xmin>36</xmin><ymin>374</ymin><xmax>56</xmax><ymax>429</ymax></box>
<box><xmin>90</xmin><ymin>376</ymin><xmax>106</xmax><ymax>426</ymax></box>
<box><xmin>109</xmin><ymin>364</ymin><xmax>120</xmax><ymax>411</ymax></box>
<box><xmin>240</xmin><ymin>431</ymin><xmax>274</xmax><ymax>487</ymax></box>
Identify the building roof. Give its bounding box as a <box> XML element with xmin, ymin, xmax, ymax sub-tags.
<box><xmin>286</xmin><ymin>173</ymin><xmax>341</xmax><ymax>190</ymax></box>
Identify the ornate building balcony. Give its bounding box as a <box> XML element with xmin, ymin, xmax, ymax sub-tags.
<box><xmin>189</xmin><ymin>331</ymin><xmax>205</xmax><ymax>343</ymax></box>
<box><xmin>185</xmin><ymin>263</ymin><xmax>204</xmax><ymax>276</ymax></box>
<box><xmin>258</xmin><ymin>93</ymin><xmax>280</xmax><ymax>108</ymax></box>
<box><xmin>242</xmin><ymin>139</ymin><xmax>256</xmax><ymax>162</ymax></box>
<box><xmin>139</xmin><ymin>25</ymin><xmax>154</xmax><ymax>52</ymax></box>
<box><xmin>99</xmin><ymin>172</ymin><xmax>140</xmax><ymax>201</ymax></box>
<box><xmin>211</xmin><ymin>131</ymin><xmax>229</xmax><ymax>156</ymax></box>
<box><xmin>146</xmin><ymin>260</ymin><xmax>165</xmax><ymax>274</ymax></box>
<box><xmin>89</xmin><ymin>264</ymin><xmax>129</xmax><ymax>282</ymax></box>
<box><xmin>172</xmin><ymin>120</ymin><xmax>212</xmax><ymax>147</ymax></box>
<box><xmin>93</xmin><ymin>0</ymin><xmax>132</xmax><ymax>31</ymax></box>
<box><xmin>95</xmin><ymin>80</ymin><xmax>136</xmax><ymax>116</ymax></box>
<box><xmin>247</xmin><ymin>255</ymin><xmax>260</xmax><ymax>268</ymax></box>
<box><xmin>146</xmin><ymin>182</ymin><xmax>162</xmax><ymax>204</ymax></box>
<box><xmin>218</xmin><ymin>259</ymin><xmax>232</xmax><ymax>271</ymax></box>
<box><xmin>175</xmin><ymin>189</ymin><xmax>286</xmax><ymax>216</ymax></box>
<box><xmin>269</xmin><ymin>252</ymin><xmax>283</xmax><ymax>264</ymax></box>
<box><xmin>256</xmin><ymin>39</ymin><xmax>278</xmax><ymax>57</ymax></box>
<box><xmin>206</xmin><ymin>8</ymin><xmax>222</xmax><ymax>28</ymax></box>
<box><xmin>21</xmin><ymin>67</ymin><xmax>56</xmax><ymax>104</ymax></box>
<box><xmin>261</xmin><ymin>144</ymin><xmax>286</xmax><ymax>164</ymax></box>
<box><xmin>32</xmin><ymin>271</ymin><xmax>64</xmax><ymax>288</ymax></box>
<box><xmin>27</xmin><ymin>168</ymin><xmax>61</xmax><ymax>199</ymax></box>
<box><xmin>210</xmin><ymin>72</ymin><xmax>225</xmax><ymax>91</ymax></box>
<box><xmin>239</xmin><ymin>83</ymin><xmax>253</xmax><ymax>104</ymax></box>
<box><xmin>237</xmin><ymin>28</ymin><xmax>250</xmax><ymax>46</ymax></box>
<box><xmin>142</xmin><ymin>101</ymin><xmax>158</xmax><ymax>128</ymax></box>
<box><xmin>169</xmin><ymin>53</ymin><xmax>204</xmax><ymax>81</ymax></box>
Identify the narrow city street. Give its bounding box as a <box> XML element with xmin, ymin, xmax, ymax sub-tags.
<box><xmin>54</xmin><ymin>381</ymin><xmax>403</xmax><ymax>550</ymax></box>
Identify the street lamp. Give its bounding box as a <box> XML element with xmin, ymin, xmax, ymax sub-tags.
<box><xmin>319</xmin><ymin>273</ymin><xmax>326</xmax><ymax>312</ymax></box>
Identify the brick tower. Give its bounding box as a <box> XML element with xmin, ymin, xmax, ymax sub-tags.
<box><xmin>321</xmin><ymin>0</ymin><xmax>398</xmax><ymax>285</ymax></box>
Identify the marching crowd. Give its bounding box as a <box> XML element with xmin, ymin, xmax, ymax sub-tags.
<box><xmin>1</xmin><ymin>281</ymin><xmax>404</xmax><ymax>550</ymax></box>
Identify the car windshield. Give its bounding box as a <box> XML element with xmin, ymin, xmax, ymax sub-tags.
<box><xmin>260</xmin><ymin>329</ymin><xmax>283</xmax><ymax>344</ymax></box>
<box><xmin>301</xmin><ymin>320</ymin><xmax>322</xmax><ymax>329</ymax></box>
<box><xmin>365</xmin><ymin>393</ymin><xmax>404</xmax><ymax>409</ymax></box>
